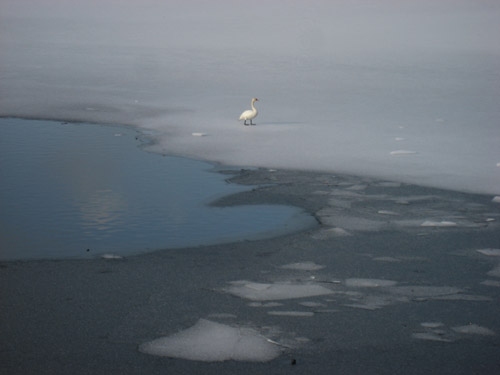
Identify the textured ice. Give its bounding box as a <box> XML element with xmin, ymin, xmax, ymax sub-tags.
<box><xmin>492</xmin><ymin>197</ymin><xmax>500</xmax><ymax>203</ymax></box>
<box><xmin>139</xmin><ymin>319</ymin><xmax>281</xmax><ymax>362</ymax></box>
<box><xmin>280</xmin><ymin>261</ymin><xmax>325</xmax><ymax>271</ymax></box>
<box><xmin>1</xmin><ymin>0</ymin><xmax>500</xmax><ymax>195</ymax></box>
<box><xmin>222</xmin><ymin>280</ymin><xmax>333</xmax><ymax>301</ymax></box>
<box><xmin>452</xmin><ymin>324</ymin><xmax>495</xmax><ymax>336</ymax></box>
<box><xmin>345</xmin><ymin>278</ymin><xmax>398</xmax><ymax>288</ymax></box>
<box><xmin>420</xmin><ymin>322</ymin><xmax>444</xmax><ymax>329</ymax></box>
<box><xmin>421</xmin><ymin>221</ymin><xmax>457</xmax><ymax>227</ymax></box>
<box><xmin>477</xmin><ymin>249</ymin><xmax>500</xmax><ymax>257</ymax></box>
<box><xmin>487</xmin><ymin>264</ymin><xmax>500</xmax><ymax>278</ymax></box>
<box><xmin>412</xmin><ymin>332</ymin><xmax>453</xmax><ymax>343</ymax></box>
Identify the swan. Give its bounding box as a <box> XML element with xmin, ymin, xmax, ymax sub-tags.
<box><xmin>239</xmin><ymin>98</ymin><xmax>259</xmax><ymax>125</ymax></box>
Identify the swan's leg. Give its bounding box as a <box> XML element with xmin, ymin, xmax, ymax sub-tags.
<box><xmin>244</xmin><ymin>120</ymin><xmax>249</xmax><ymax>126</ymax></box>
<box><xmin>250</xmin><ymin>120</ymin><xmax>255</xmax><ymax>125</ymax></box>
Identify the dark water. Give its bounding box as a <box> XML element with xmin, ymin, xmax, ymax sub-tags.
<box><xmin>0</xmin><ymin>118</ymin><xmax>315</xmax><ymax>260</ymax></box>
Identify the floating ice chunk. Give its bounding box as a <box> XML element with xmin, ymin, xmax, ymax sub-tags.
<box><xmin>452</xmin><ymin>324</ymin><xmax>495</xmax><ymax>336</ymax></box>
<box><xmin>412</xmin><ymin>332</ymin><xmax>453</xmax><ymax>342</ymax></box>
<box><xmin>298</xmin><ymin>301</ymin><xmax>326</xmax><ymax>308</ymax></box>
<box><xmin>476</xmin><ymin>248</ymin><xmax>500</xmax><ymax>257</ymax></box>
<box><xmin>247</xmin><ymin>302</ymin><xmax>284</xmax><ymax>308</ymax></box>
<box><xmin>388</xmin><ymin>286</ymin><xmax>462</xmax><ymax>298</ymax></box>
<box><xmin>420</xmin><ymin>322</ymin><xmax>444</xmax><ymax>329</ymax></box>
<box><xmin>480</xmin><ymin>280</ymin><xmax>500</xmax><ymax>287</ymax></box>
<box><xmin>497</xmin><ymin>162</ymin><xmax>500</xmax><ymax>167</ymax></box>
<box><xmin>114</xmin><ymin>133</ymin><xmax>123</xmax><ymax>137</ymax></box>
<box><xmin>139</xmin><ymin>319</ymin><xmax>281</xmax><ymax>362</ymax></box>
<box><xmin>319</xmin><ymin>216</ymin><xmax>385</xmax><ymax>231</ymax></box>
<box><xmin>222</xmin><ymin>280</ymin><xmax>333</xmax><ymax>301</ymax></box>
<box><xmin>421</xmin><ymin>220</ymin><xmax>457</xmax><ymax>227</ymax></box>
<box><xmin>492</xmin><ymin>196</ymin><xmax>500</xmax><ymax>203</ymax></box>
<box><xmin>345</xmin><ymin>278</ymin><xmax>398</xmax><ymax>288</ymax></box>
<box><xmin>377</xmin><ymin>210</ymin><xmax>399</xmax><ymax>216</ymax></box>
<box><xmin>487</xmin><ymin>264</ymin><xmax>500</xmax><ymax>278</ymax></box>
<box><xmin>344</xmin><ymin>295</ymin><xmax>394</xmax><ymax>310</ymax></box>
<box><xmin>280</xmin><ymin>261</ymin><xmax>325</xmax><ymax>271</ymax></box>
<box><xmin>101</xmin><ymin>254</ymin><xmax>123</xmax><ymax>259</ymax></box>
<box><xmin>268</xmin><ymin>311</ymin><xmax>314</xmax><ymax>317</ymax></box>
<box><xmin>311</xmin><ymin>227</ymin><xmax>352</xmax><ymax>239</ymax></box>
<box><xmin>192</xmin><ymin>132</ymin><xmax>207</xmax><ymax>137</ymax></box>
<box><xmin>395</xmin><ymin>137</ymin><xmax>405</xmax><ymax>141</ymax></box>
<box><xmin>390</xmin><ymin>150</ymin><xmax>417</xmax><ymax>155</ymax></box>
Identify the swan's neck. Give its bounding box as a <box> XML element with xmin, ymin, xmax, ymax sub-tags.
<box><xmin>251</xmin><ymin>101</ymin><xmax>257</xmax><ymax>112</ymax></box>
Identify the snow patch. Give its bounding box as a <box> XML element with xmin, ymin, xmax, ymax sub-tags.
<box><xmin>452</xmin><ymin>324</ymin><xmax>495</xmax><ymax>336</ymax></box>
<box><xmin>222</xmin><ymin>280</ymin><xmax>333</xmax><ymax>301</ymax></box>
<box><xmin>280</xmin><ymin>261</ymin><xmax>325</xmax><ymax>271</ymax></box>
<box><xmin>139</xmin><ymin>319</ymin><xmax>281</xmax><ymax>362</ymax></box>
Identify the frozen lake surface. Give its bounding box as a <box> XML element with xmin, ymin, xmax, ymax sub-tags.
<box><xmin>1</xmin><ymin>0</ymin><xmax>499</xmax><ymax>195</ymax></box>
<box><xmin>0</xmin><ymin>118</ymin><xmax>315</xmax><ymax>260</ymax></box>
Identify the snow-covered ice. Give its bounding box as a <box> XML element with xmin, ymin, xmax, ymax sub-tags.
<box><xmin>221</xmin><ymin>280</ymin><xmax>334</xmax><ymax>301</ymax></box>
<box><xmin>139</xmin><ymin>319</ymin><xmax>281</xmax><ymax>362</ymax></box>
<box><xmin>1</xmin><ymin>0</ymin><xmax>499</xmax><ymax>196</ymax></box>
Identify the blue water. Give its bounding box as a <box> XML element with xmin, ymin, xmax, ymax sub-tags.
<box><xmin>0</xmin><ymin>118</ymin><xmax>315</xmax><ymax>260</ymax></box>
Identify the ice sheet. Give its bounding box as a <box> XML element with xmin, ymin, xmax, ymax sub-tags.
<box><xmin>1</xmin><ymin>0</ymin><xmax>499</xmax><ymax>195</ymax></box>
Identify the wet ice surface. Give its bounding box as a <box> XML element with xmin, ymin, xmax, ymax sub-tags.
<box><xmin>132</xmin><ymin>169</ymin><xmax>500</xmax><ymax>368</ymax></box>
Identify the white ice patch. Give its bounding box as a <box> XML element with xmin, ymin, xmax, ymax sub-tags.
<box><xmin>481</xmin><ymin>280</ymin><xmax>500</xmax><ymax>287</ymax></box>
<box><xmin>412</xmin><ymin>332</ymin><xmax>453</xmax><ymax>343</ymax></box>
<box><xmin>139</xmin><ymin>319</ymin><xmax>281</xmax><ymax>362</ymax></box>
<box><xmin>487</xmin><ymin>264</ymin><xmax>500</xmax><ymax>278</ymax></box>
<box><xmin>222</xmin><ymin>280</ymin><xmax>333</xmax><ymax>301</ymax></box>
<box><xmin>452</xmin><ymin>324</ymin><xmax>495</xmax><ymax>336</ymax></box>
<box><xmin>421</xmin><ymin>220</ymin><xmax>457</xmax><ymax>227</ymax></box>
<box><xmin>311</xmin><ymin>227</ymin><xmax>352</xmax><ymax>239</ymax></box>
<box><xmin>191</xmin><ymin>132</ymin><xmax>207</xmax><ymax>137</ymax></box>
<box><xmin>100</xmin><ymin>254</ymin><xmax>123</xmax><ymax>259</ymax></box>
<box><xmin>280</xmin><ymin>261</ymin><xmax>325</xmax><ymax>271</ymax></box>
<box><xmin>298</xmin><ymin>301</ymin><xmax>326</xmax><ymax>308</ymax></box>
<box><xmin>420</xmin><ymin>322</ymin><xmax>444</xmax><ymax>329</ymax></box>
<box><xmin>492</xmin><ymin>196</ymin><xmax>500</xmax><ymax>203</ymax></box>
<box><xmin>377</xmin><ymin>210</ymin><xmax>399</xmax><ymax>216</ymax></box>
<box><xmin>345</xmin><ymin>278</ymin><xmax>398</xmax><ymax>288</ymax></box>
<box><xmin>390</xmin><ymin>150</ymin><xmax>417</xmax><ymax>155</ymax></box>
<box><xmin>477</xmin><ymin>248</ymin><xmax>500</xmax><ymax>257</ymax></box>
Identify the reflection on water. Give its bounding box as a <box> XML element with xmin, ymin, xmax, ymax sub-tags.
<box><xmin>0</xmin><ymin>118</ymin><xmax>315</xmax><ymax>260</ymax></box>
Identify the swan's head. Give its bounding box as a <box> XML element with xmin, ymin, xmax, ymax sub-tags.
<box><xmin>252</xmin><ymin>98</ymin><xmax>259</xmax><ymax>102</ymax></box>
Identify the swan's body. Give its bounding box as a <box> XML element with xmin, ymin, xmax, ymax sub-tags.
<box><xmin>239</xmin><ymin>98</ymin><xmax>259</xmax><ymax>125</ymax></box>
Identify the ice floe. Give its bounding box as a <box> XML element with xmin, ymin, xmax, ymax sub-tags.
<box><xmin>476</xmin><ymin>248</ymin><xmax>500</xmax><ymax>257</ymax></box>
<box><xmin>139</xmin><ymin>319</ymin><xmax>281</xmax><ymax>362</ymax></box>
<box><xmin>345</xmin><ymin>278</ymin><xmax>398</xmax><ymax>288</ymax></box>
<box><xmin>487</xmin><ymin>264</ymin><xmax>500</xmax><ymax>278</ymax></box>
<box><xmin>222</xmin><ymin>280</ymin><xmax>333</xmax><ymax>301</ymax></box>
<box><xmin>420</xmin><ymin>220</ymin><xmax>457</xmax><ymax>227</ymax></box>
<box><xmin>100</xmin><ymin>254</ymin><xmax>123</xmax><ymax>259</ymax></box>
<box><xmin>492</xmin><ymin>196</ymin><xmax>500</xmax><ymax>203</ymax></box>
<box><xmin>412</xmin><ymin>332</ymin><xmax>453</xmax><ymax>342</ymax></box>
<box><xmin>452</xmin><ymin>324</ymin><xmax>495</xmax><ymax>336</ymax></box>
<box><xmin>280</xmin><ymin>261</ymin><xmax>325</xmax><ymax>271</ymax></box>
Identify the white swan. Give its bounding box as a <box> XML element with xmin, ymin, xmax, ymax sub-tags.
<box><xmin>239</xmin><ymin>98</ymin><xmax>259</xmax><ymax>126</ymax></box>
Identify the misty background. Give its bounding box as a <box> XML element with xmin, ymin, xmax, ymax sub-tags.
<box><xmin>1</xmin><ymin>0</ymin><xmax>499</xmax><ymax>194</ymax></box>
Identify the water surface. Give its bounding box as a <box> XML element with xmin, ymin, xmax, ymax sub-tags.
<box><xmin>0</xmin><ymin>118</ymin><xmax>315</xmax><ymax>260</ymax></box>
